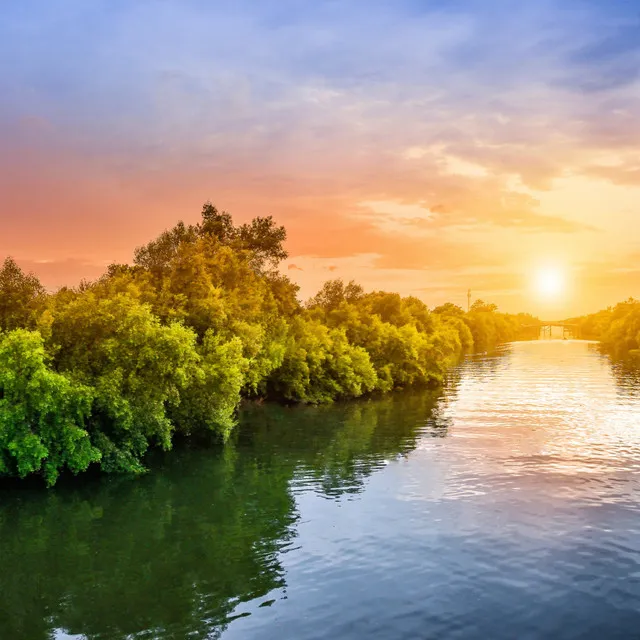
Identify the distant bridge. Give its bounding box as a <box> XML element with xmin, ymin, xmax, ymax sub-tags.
<box><xmin>522</xmin><ymin>321</ymin><xmax>581</xmax><ymax>339</ymax></box>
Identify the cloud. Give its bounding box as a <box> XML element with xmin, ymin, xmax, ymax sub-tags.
<box><xmin>1</xmin><ymin>0</ymin><xmax>639</xmax><ymax>314</ymax></box>
<box><xmin>584</xmin><ymin>163</ymin><xmax>640</xmax><ymax>187</ymax></box>
<box><xmin>287</xmin><ymin>263</ymin><xmax>303</xmax><ymax>271</ymax></box>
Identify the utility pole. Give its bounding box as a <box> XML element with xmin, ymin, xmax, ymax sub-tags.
<box><xmin>467</xmin><ymin>289</ymin><xmax>471</xmax><ymax>312</ymax></box>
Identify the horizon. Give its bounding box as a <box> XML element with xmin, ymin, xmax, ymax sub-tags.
<box><xmin>3</xmin><ymin>245</ymin><xmax>626</xmax><ymax>321</ymax></box>
<box><xmin>2</xmin><ymin>1</ymin><xmax>639</xmax><ymax>317</ymax></box>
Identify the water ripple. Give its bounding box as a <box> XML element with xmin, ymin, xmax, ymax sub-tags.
<box><xmin>223</xmin><ymin>342</ymin><xmax>640</xmax><ymax>639</ymax></box>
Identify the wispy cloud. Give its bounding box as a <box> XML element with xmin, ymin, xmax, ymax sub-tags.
<box><xmin>1</xmin><ymin>0</ymin><xmax>639</xmax><ymax>311</ymax></box>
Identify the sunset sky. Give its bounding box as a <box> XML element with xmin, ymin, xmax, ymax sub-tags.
<box><xmin>1</xmin><ymin>0</ymin><xmax>639</xmax><ymax>317</ymax></box>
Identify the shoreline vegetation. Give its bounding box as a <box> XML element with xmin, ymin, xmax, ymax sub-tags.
<box><xmin>0</xmin><ymin>202</ymin><xmax>626</xmax><ymax>486</ymax></box>
<box><xmin>569</xmin><ymin>301</ymin><xmax>640</xmax><ymax>360</ymax></box>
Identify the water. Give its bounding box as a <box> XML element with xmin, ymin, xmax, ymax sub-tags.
<box><xmin>2</xmin><ymin>340</ymin><xmax>640</xmax><ymax>639</ymax></box>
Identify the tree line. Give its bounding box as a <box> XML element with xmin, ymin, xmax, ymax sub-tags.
<box><xmin>0</xmin><ymin>202</ymin><xmax>538</xmax><ymax>485</ymax></box>
<box><xmin>568</xmin><ymin>298</ymin><xmax>640</xmax><ymax>359</ymax></box>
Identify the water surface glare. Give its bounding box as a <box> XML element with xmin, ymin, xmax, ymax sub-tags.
<box><xmin>2</xmin><ymin>340</ymin><xmax>640</xmax><ymax>639</ymax></box>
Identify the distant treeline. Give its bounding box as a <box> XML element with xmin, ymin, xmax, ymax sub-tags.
<box><xmin>568</xmin><ymin>299</ymin><xmax>640</xmax><ymax>359</ymax></box>
<box><xmin>0</xmin><ymin>203</ymin><xmax>538</xmax><ymax>485</ymax></box>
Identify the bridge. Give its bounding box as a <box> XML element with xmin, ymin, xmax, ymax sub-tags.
<box><xmin>522</xmin><ymin>321</ymin><xmax>581</xmax><ymax>339</ymax></box>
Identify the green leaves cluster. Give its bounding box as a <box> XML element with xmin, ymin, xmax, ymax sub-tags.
<box><xmin>49</xmin><ymin>293</ymin><xmax>201</xmax><ymax>473</ymax></box>
<box><xmin>0</xmin><ymin>330</ymin><xmax>99</xmax><ymax>486</ymax></box>
<box><xmin>0</xmin><ymin>202</ymin><xmax>535</xmax><ymax>485</ymax></box>
<box><xmin>269</xmin><ymin>317</ymin><xmax>378</xmax><ymax>403</ymax></box>
<box><xmin>0</xmin><ymin>257</ymin><xmax>45</xmax><ymax>331</ymax></box>
<box><xmin>572</xmin><ymin>298</ymin><xmax>640</xmax><ymax>359</ymax></box>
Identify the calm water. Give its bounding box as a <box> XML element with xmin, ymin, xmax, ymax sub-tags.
<box><xmin>2</xmin><ymin>340</ymin><xmax>640</xmax><ymax>639</ymax></box>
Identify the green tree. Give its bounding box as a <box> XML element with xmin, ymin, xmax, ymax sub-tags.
<box><xmin>269</xmin><ymin>317</ymin><xmax>378</xmax><ymax>403</ymax></box>
<box><xmin>0</xmin><ymin>202</ymin><xmax>542</xmax><ymax>485</ymax></box>
<box><xmin>0</xmin><ymin>257</ymin><xmax>46</xmax><ymax>331</ymax></box>
<box><xmin>432</xmin><ymin>302</ymin><xmax>465</xmax><ymax>318</ymax></box>
<box><xmin>48</xmin><ymin>292</ymin><xmax>200</xmax><ymax>473</ymax></box>
<box><xmin>306</xmin><ymin>279</ymin><xmax>364</xmax><ymax>311</ymax></box>
<box><xmin>133</xmin><ymin>202</ymin><xmax>288</xmax><ymax>278</ymax></box>
<box><xmin>0</xmin><ymin>329</ymin><xmax>99</xmax><ymax>486</ymax></box>
<box><xmin>601</xmin><ymin>300</ymin><xmax>640</xmax><ymax>357</ymax></box>
<box><xmin>235</xmin><ymin>214</ymin><xmax>288</xmax><ymax>272</ymax></box>
<box><xmin>170</xmin><ymin>332</ymin><xmax>248</xmax><ymax>440</ymax></box>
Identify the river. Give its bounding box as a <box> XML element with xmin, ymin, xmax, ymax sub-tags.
<box><xmin>2</xmin><ymin>340</ymin><xmax>640</xmax><ymax>639</ymax></box>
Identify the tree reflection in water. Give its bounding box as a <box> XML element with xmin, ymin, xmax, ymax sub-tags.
<box><xmin>0</xmin><ymin>387</ymin><xmax>452</xmax><ymax>639</ymax></box>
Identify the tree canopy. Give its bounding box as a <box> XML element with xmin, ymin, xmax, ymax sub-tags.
<box><xmin>0</xmin><ymin>258</ymin><xmax>45</xmax><ymax>331</ymax></box>
<box><xmin>0</xmin><ymin>203</ymin><xmax>540</xmax><ymax>485</ymax></box>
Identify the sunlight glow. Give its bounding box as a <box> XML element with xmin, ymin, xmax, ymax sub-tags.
<box><xmin>534</xmin><ymin>267</ymin><xmax>565</xmax><ymax>299</ymax></box>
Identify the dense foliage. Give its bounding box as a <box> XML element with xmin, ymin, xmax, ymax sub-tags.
<box><xmin>570</xmin><ymin>298</ymin><xmax>640</xmax><ymax>359</ymax></box>
<box><xmin>0</xmin><ymin>202</ymin><xmax>538</xmax><ymax>484</ymax></box>
<box><xmin>0</xmin><ymin>330</ymin><xmax>98</xmax><ymax>486</ymax></box>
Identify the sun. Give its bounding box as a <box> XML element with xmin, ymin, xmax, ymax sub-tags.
<box><xmin>534</xmin><ymin>266</ymin><xmax>565</xmax><ymax>298</ymax></box>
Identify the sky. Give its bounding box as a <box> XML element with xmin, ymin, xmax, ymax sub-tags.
<box><xmin>1</xmin><ymin>0</ymin><xmax>639</xmax><ymax>317</ymax></box>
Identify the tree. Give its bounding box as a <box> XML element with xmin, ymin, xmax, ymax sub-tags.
<box><xmin>0</xmin><ymin>257</ymin><xmax>45</xmax><ymax>331</ymax></box>
<box><xmin>470</xmin><ymin>299</ymin><xmax>498</xmax><ymax>313</ymax></box>
<box><xmin>133</xmin><ymin>221</ymin><xmax>199</xmax><ymax>277</ymax></box>
<box><xmin>268</xmin><ymin>317</ymin><xmax>378</xmax><ymax>403</ymax></box>
<box><xmin>306</xmin><ymin>279</ymin><xmax>364</xmax><ymax>311</ymax></box>
<box><xmin>0</xmin><ymin>329</ymin><xmax>99</xmax><ymax>485</ymax></box>
<box><xmin>133</xmin><ymin>202</ymin><xmax>288</xmax><ymax>278</ymax></box>
<box><xmin>48</xmin><ymin>292</ymin><xmax>200</xmax><ymax>473</ymax></box>
<box><xmin>199</xmin><ymin>202</ymin><xmax>234</xmax><ymax>241</ymax></box>
<box><xmin>0</xmin><ymin>202</ymin><xmax>539</xmax><ymax>486</ymax></box>
<box><xmin>170</xmin><ymin>332</ymin><xmax>248</xmax><ymax>440</ymax></box>
<box><xmin>199</xmin><ymin>202</ymin><xmax>289</xmax><ymax>271</ymax></box>
<box><xmin>432</xmin><ymin>302</ymin><xmax>465</xmax><ymax>318</ymax></box>
<box><xmin>601</xmin><ymin>301</ymin><xmax>640</xmax><ymax>357</ymax></box>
